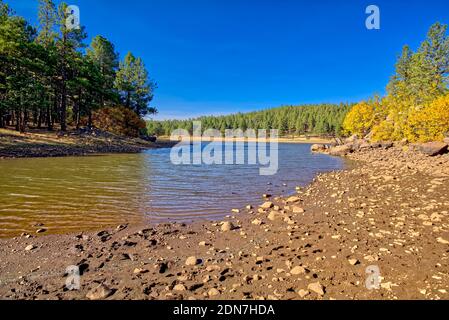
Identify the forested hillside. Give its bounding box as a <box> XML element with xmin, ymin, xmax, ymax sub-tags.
<box><xmin>0</xmin><ymin>0</ymin><xmax>156</xmax><ymax>136</ymax></box>
<box><xmin>147</xmin><ymin>103</ymin><xmax>353</xmax><ymax>137</ymax></box>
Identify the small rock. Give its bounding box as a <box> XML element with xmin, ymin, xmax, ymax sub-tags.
<box><xmin>437</xmin><ymin>237</ymin><xmax>449</xmax><ymax>245</ymax></box>
<box><xmin>298</xmin><ymin>289</ymin><xmax>310</xmax><ymax>298</ymax></box>
<box><xmin>173</xmin><ymin>284</ymin><xmax>187</xmax><ymax>291</ymax></box>
<box><xmin>286</xmin><ymin>196</ymin><xmax>301</xmax><ymax>203</ymax></box>
<box><xmin>25</xmin><ymin>245</ymin><xmax>36</xmax><ymax>251</ymax></box>
<box><xmin>291</xmin><ymin>266</ymin><xmax>306</xmax><ymax>275</ymax></box>
<box><xmin>133</xmin><ymin>268</ymin><xmax>148</xmax><ymax>274</ymax></box>
<box><xmin>86</xmin><ymin>284</ymin><xmax>113</xmax><ymax>300</ymax></box>
<box><xmin>36</xmin><ymin>228</ymin><xmax>47</xmax><ymax>234</ymax></box>
<box><xmin>260</xmin><ymin>202</ymin><xmax>274</xmax><ymax>210</ymax></box>
<box><xmin>292</xmin><ymin>206</ymin><xmax>305</xmax><ymax>214</ymax></box>
<box><xmin>185</xmin><ymin>256</ymin><xmax>201</xmax><ymax>266</ymax></box>
<box><xmin>221</xmin><ymin>221</ymin><xmax>236</xmax><ymax>232</ymax></box>
<box><xmin>268</xmin><ymin>211</ymin><xmax>284</xmax><ymax>221</ymax></box>
<box><xmin>208</xmin><ymin>288</ymin><xmax>220</xmax><ymax>297</ymax></box>
<box><xmin>307</xmin><ymin>282</ymin><xmax>325</xmax><ymax>296</ymax></box>
<box><xmin>348</xmin><ymin>259</ymin><xmax>360</xmax><ymax>266</ymax></box>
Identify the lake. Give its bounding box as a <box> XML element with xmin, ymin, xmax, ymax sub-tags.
<box><xmin>0</xmin><ymin>143</ymin><xmax>346</xmax><ymax>238</ymax></box>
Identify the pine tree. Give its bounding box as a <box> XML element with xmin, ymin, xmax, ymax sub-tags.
<box><xmin>86</xmin><ymin>35</ymin><xmax>119</xmax><ymax>106</ymax></box>
<box><xmin>114</xmin><ymin>52</ymin><xmax>156</xmax><ymax>117</ymax></box>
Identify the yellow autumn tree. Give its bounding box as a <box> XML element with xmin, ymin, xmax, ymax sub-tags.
<box><xmin>342</xmin><ymin>102</ymin><xmax>376</xmax><ymax>137</ymax></box>
<box><xmin>404</xmin><ymin>94</ymin><xmax>449</xmax><ymax>142</ymax></box>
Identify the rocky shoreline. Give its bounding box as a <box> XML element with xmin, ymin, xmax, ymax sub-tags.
<box><xmin>0</xmin><ymin>145</ymin><xmax>448</xmax><ymax>300</ymax></box>
<box><xmin>0</xmin><ymin>128</ymin><xmax>175</xmax><ymax>159</ymax></box>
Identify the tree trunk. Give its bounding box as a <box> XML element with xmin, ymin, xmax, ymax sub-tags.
<box><xmin>87</xmin><ymin>109</ymin><xmax>93</xmax><ymax>131</ymax></box>
<box><xmin>60</xmin><ymin>81</ymin><xmax>67</xmax><ymax>131</ymax></box>
<box><xmin>126</xmin><ymin>91</ymin><xmax>131</xmax><ymax>109</ymax></box>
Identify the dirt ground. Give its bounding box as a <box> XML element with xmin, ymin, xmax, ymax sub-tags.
<box><xmin>0</xmin><ymin>145</ymin><xmax>448</xmax><ymax>300</ymax></box>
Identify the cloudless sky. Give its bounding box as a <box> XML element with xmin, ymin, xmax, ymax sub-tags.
<box><xmin>9</xmin><ymin>0</ymin><xmax>449</xmax><ymax>119</ymax></box>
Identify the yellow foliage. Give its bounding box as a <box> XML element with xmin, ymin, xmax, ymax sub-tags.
<box><xmin>372</xmin><ymin>119</ymin><xmax>395</xmax><ymax>142</ymax></box>
<box><xmin>404</xmin><ymin>94</ymin><xmax>449</xmax><ymax>142</ymax></box>
<box><xmin>342</xmin><ymin>102</ymin><xmax>376</xmax><ymax>137</ymax></box>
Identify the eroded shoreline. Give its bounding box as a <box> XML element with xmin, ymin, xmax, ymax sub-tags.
<box><xmin>0</xmin><ymin>146</ymin><xmax>448</xmax><ymax>300</ymax></box>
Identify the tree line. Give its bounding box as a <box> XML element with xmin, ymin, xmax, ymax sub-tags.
<box><xmin>0</xmin><ymin>0</ymin><xmax>156</xmax><ymax>133</ymax></box>
<box><xmin>147</xmin><ymin>103</ymin><xmax>353</xmax><ymax>137</ymax></box>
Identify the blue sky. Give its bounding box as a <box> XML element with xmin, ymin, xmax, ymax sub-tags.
<box><xmin>9</xmin><ymin>0</ymin><xmax>449</xmax><ymax>119</ymax></box>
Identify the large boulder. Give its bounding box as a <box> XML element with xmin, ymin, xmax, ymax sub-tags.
<box><xmin>416</xmin><ymin>142</ymin><xmax>448</xmax><ymax>156</ymax></box>
<box><xmin>328</xmin><ymin>145</ymin><xmax>353</xmax><ymax>156</ymax></box>
<box><xmin>345</xmin><ymin>134</ymin><xmax>359</xmax><ymax>144</ymax></box>
<box><xmin>311</xmin><ymin>144</ymin><xmax>327</xmax><ymax>153</ymax></box>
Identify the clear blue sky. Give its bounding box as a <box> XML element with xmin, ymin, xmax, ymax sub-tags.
<box><xmin>9</xmin><ymin>0</ymin><xmax>449</xmax><ymax>119</ymax></box>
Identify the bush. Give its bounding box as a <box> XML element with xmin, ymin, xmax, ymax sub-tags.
<box><xmin>342</xmin><ymin>102</ymin><xmax>376</xmax><ymax>137</ymax></box>
<box><xmin>404</xmin><ymin>94</ymin><xmax>449</xmax><ymax>142</ymax></box>
<box><xmin>92</xmin><ymin>106</ymin><xmax>146</xmax><ymax>137</ymax></box>
<box><xmin>372</xmin><ymin>119</ymin><xmax>395</xmax><ymax>142</ymax></box>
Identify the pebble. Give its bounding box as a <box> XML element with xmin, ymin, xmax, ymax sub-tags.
<box><xmin>133</xmin><ymin>268</ymin><xmax>148</xmax><ymax>274</ymax></box>
<box><xmin>221</xmin><ymin>221</ymin><xmax>236</xmax><ymax>232</ymax></box>
<box><xmin>208</xmin><ymin>288</ymin><xmax>220</xmax><ymax>297</ymax></box>
<box><xmin>290</xmin><ymin>266</ymin><xmax>307</xmax><ymax>275</ymax></box>
<box><xmin>25</xmin><ymin>245</ymin><xmax>36</xmax><ymax>251</ymax></box>
<box><xmin>307</xmin><ymin>282</ymin><xmax>325</xmax><ymax>296</ymax></box>
<box><xmin>185</xmin><ymin>256</ymin><xmax>201</xmax><ymax>266</ymax></box>
<box><xmin>86</xmin><ymin>284</ymin><xmax>113</xmax><ymax>300</ymax></box>
<box><xmin>348</xmin><ymin>259</ymin><xmax>359</xmax><ymax>266</ymax></box>
<box><xmin>298</xmin><ymin>289</ymin><xmax>310</xmax><ymax>298</ymax></box>
<box><xmin>173</xmin><ymin>284</ymin><xmax>187</xmax><ymax>291</ymax></box>
<box><xmin>260</xmin><ymin>202</ymin><xmax>274</xmax><ymax>210</ymax></box>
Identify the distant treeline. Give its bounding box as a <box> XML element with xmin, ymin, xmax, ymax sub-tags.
<box><xmin>147</xmin><ymin>103</ymin><xmax>353</xmax><ymax>137</ymax></box>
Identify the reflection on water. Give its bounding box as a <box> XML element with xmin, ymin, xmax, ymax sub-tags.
<box><xmin>0</xmin><ymin>143</ymin><xmax>345</xmax><ymax>237</ymax></box>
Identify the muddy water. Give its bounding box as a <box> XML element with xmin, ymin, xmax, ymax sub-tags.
<box><xmin>0</xmin><ymin>143</ymin><xmax>345</xmax><ymax>237</ymax></box>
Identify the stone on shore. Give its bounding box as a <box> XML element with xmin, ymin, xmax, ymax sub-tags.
<box><xmin>328</xmin><ymin>145</ymin><xmax>353</xmax><ymax>156</ymax></box>
<box><xmin>25</xmin><ymin>245</ymin><xmax>36</xmax><ymax>251</ymax></box>
<box><xmin>290</xmin><ymin>266</ymin><xmax>306</xmax><ymax>275</ymax></box>
<box><xmin>268</xmin><ymin>211</ymin><xmax>284</xmax><ymax>221</ymax></box>
<box><xmin>185</xmin><ymin>256</ymin><xmax>201</xmax><ymax>266</ymax></box>
<box><xmin>221</xmin><ymin>221</ymin><xmax>236</xmax><ymax>232</ymax></box>
<box><xmin>260</xmin><ymin>202</ymin><xmax>274</xmax><ymax>210</ymax></box>
<box><xmin>292</xmin><ymin>206</ymin><xmax>305</xmax><ymax>214</ymax></box>
<box><xmin>173</xmin><ymin>284</ymin><xmax>187</xmax><ymax>291</ymax></box>
<box><xmin>208</xmin><ymin>288</ymin><xmax>220</xmax><ymax>297</ymax></box>
<box><xmin>307</xmin><ymin>282</ymin><xmax>325</xmax><ymax>296</ymax></box>
<box><xmin>86</xmin><ymin>284</ymin><xmax>113</xmax><ymax>300</ymax></box>
<box><xmin>416</xmin><ymin>142</ymin><xmax>448</xmax><ymax>156</ymax></box>
<box><xmin>298</xmin><ymin>289</ymin><xmax>310</xmax><ymax>298</ymax></box>
<box><xmin>311</xmin><ymin>144</ymin><xmax>327</xmax><ymax>153</ymax></box>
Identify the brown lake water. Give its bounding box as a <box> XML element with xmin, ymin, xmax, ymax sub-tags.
<box><xmin>0</xmin><ymin>143</ymin><xmax>346</xmax><ymax>238</ymax></box>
